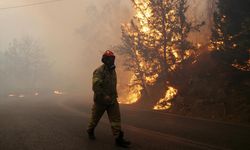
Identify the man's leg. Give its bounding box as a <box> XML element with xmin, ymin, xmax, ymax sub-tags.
<box><xmin>87</xmin><ymin>103</ymin><xmax>106</xmax><ymax>139</ymax></box>
<box><xmin>107</xmin><ymin>100</ymin><xmax>121</xmax><ymax>136</ymax></box>
<box><xmin>107</xmin><ymin>101</ymin><xmax>130</xmax><ymax>147</ymax></box>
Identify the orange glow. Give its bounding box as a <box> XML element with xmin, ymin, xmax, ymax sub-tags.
<box><xmin>119</xmin><ymin>75</ymin><xmax>143</xmax><ymax>104</ymax></box>
<box><xmin>8</xmin><ymin>94</ymin><xmax>15</xmax><ymax>97</ymax></box>
<box><xmin>54</xmin><ymin>90</ymin><xmax>63</xmax><ymax>95</ymax></box>
<box><xmin>19</xmin><ymin>94</ymin><xmax>25</xmax><ymax>98</ymax></box>
<box><xmin>232</xmin><ymin>58</ymin><xmax>250</xmax><ymax>72</ymax></box>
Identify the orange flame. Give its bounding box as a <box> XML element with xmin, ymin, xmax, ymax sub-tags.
<box><xmin>153</xmin><ymin>86</ymin><xmax>178</xmax><ymax>110</ymax></box>
<box><xmin>119</xmin><ymin>75</ymin><xmax>143</xmax><ymax>104</ymax></box>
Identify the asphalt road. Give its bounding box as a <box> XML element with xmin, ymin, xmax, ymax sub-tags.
<box><xmin>0</xmin><ymin>95</ymin><xmax>249</xmax><ymax>150</ymax></box>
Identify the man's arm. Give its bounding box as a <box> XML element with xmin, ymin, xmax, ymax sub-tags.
<box><xmin>92</xmin><ymin>69</ymin><xmax>104</xmax><ymax>96</ymax></box>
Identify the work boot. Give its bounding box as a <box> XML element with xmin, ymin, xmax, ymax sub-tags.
<box><xmin>115</xmin><ymin>131</ymin><xmax>131</xmax><ymax>148</ymax></box>
<box><xmin>87</xmin><ymin>129</ymin><xmax>96</xmax><ymax>140</ymax></box>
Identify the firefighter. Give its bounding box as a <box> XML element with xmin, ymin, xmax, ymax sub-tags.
<box><xmin>87</xmin><ymin>50</ymin><xmax>131</xmax><ymax>148</ymax></box>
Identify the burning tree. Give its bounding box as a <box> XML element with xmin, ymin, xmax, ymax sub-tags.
<box><xmin>117</xmin><ymin>0</ymin><xmax>204</xmax><ymax>109</ymax></box>
<box><xmin>210</xmin><ymin>0</ymin><xmax>250</xmax><ymax>71</ymax></box>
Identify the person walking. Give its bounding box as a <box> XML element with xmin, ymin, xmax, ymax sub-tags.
<box><xmin>87</xmin><ymin>50</ymin><xmax>131</xmax><ymax>148</ymax></box>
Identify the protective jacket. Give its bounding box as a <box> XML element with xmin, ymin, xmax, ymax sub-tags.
<box><xmin>92</xmin><ymin>64</ymin><xmax>118</xmax><ymax>104</ymax></box>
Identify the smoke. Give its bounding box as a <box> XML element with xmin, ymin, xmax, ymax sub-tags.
<box><xmin>0</xmin><ymin>0</ymin><xmax>214</xmax><ymax>99</ymax></box>
<box><xmin>0</xmin><ymin>0</ymin><xmax>132</xmax><ymax>98</ymax></box>
<box><xmin>186</xmin><ymin>0</ymin><xmax>216</xmax><ymax>44</ymax></box>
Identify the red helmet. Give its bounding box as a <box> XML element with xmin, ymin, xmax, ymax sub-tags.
<box><xmin>103</xmin><ymin>50</ymin><xmax>115</xmax><ymax>57</ymax></box>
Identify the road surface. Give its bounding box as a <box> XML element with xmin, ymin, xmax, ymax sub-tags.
<box><xmin>0</xmin><ymin>95</ymin><xmax>249</xmax><ymax>150</ymax></box>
